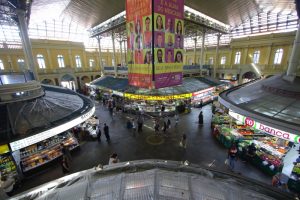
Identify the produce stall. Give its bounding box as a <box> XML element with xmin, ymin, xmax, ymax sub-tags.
<box><xmin>0</xmin><ymin>144</ymin><xmax>17</xmax><ymax>176</ymax></box>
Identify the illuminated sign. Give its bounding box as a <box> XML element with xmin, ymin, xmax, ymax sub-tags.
<box><xmin>124</xmin><ymin>93</ymin><xmax>191</xmax><ymax>100</ymax></box>
<box><xmin>9</xmin><ymin>106</ymin><xmax>95</xmax><ymax>151</ymax></box>
<box><xmin>192</xmin><ymin>87</ymin><xmax>215</xmax><ymax>96</ymax></box>
<box><xmin>0</xmin><ymin>144</ymin><xmax>10</xmax><ymax>154</ymax></box>
<box><xmin>112</xmin><ymin>91</ymin><xmax>124</xmax><ymax>97</ymax></box>
<box><xmin>229</xmin><ymin>110</ymin><xmax>300</xmax><ymax>143</ymax></box>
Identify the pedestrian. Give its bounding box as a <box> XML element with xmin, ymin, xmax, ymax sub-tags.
<box><xmin>199</xmin><ymin>100</ymin><xmax>203</xmax><ymax>109</ymax></box>
<box><xmin>103</xmin><ymin>123</ymin><xmax>110</xmax><ymax>142</ymax></box>
<box><xmin>61</xmin><ymin>155</ymin><xmax>70</xmax><ymax>174</ymax></box>
<box><xmin>132</xmin><ymin>118</ymin><xmax>136</xmax><ymax>136</ymax></box>
<box><xmin>154</xmin><ymin>119</ymin><xmax>160</xmax><ymax>134</ymax></box>
<box><xmin>0</xmin><ymin>174</ymin><xmax>16</xmax><ymax>197</ymax></box>
<box><xmin>246</xmin><ymin>143</ymin><xmax>257</xmax><ymax>162</ymax></box>
<box><xmin>61</xmin><ymin>143</ymin><xmax>72</xmax><ymax>163</ymax></box>
<box><xmin>180</xmin><ymin>134</ymin><xmax>187</xmax><ymax>148</ymax></box>
<box><xmin>198</xmin><ymin>111</ymin><xmax>203</xmax><ymax>125</ymax></box>
<box><xmin>96</xmin><ymin>125</ymin><xmax>101</xmax><ymax>142</ymax></box>
<box><xmin>227</xmin><ymin>144</ymin><xmax>238</xmax><ymax>171</ymax></box>
<box><xmin>162</xmin><ymin>120</ymin><xmax>167</xmax><ymax>134</ymax></box>
<box><xmin>167</xmin><ymin>118</ymin><xmax>171</xmax><ymax>129</ymax></box>
<box><xmin>137</xmin><ymin>115</ymin><xmax>144</xmax><ymax>132</ymax></box>
<box><xmin>212</xmin><ymin>103</ymin><xmax>216</xmax><ymax>114</ymax></box>
<box><xmin>175</xmin><ymin>113</ymin><xmax>179</xmax><ymax>126</ymax></box>
<box><xmin>108</xmin><ymin>153</ymin><xmax>119</xmax><ymax>165</ymax></box>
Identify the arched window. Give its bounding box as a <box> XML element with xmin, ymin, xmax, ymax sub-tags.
<box><xmin>0</xmin><ymin>60</ymin><xmax>4</xmax><ymax>70</ymax></box>
<box><xmin>220</xmin><ymin>56</ymin><xmax>226</xmax><ymax>65</ymax></box>
<box><xmin>253</xmin><ymin>50</ymin><xmax>260</xmax><ymax>64</ymax></box>
<box><xmin>208</xmin><ymin>57</ymin><xmax>214</xmax><ymax>65</ymax></box>
<box><xmin>57</xmin><ymin>55</ymin><xmax>65</xmax><ymax>68</ymax></box>
<box><xmin>234</xmin><ymin>51</ymin><xmax>241</xmax><ymax>64</ymax></box>
<box><xmin>75</xmin><ymin>55</ymin><xmax>82</xmax><ymax>68</ymax></box>
<box><xmin>89</xmin><ymin>59</ymin><xmax>95</xmax><ymax>67</ymax></box>
<box><xmin>17</xmin><ymin>59</ymin><xmax>25</xmax><ymax>70</ymax></box>
<box><xmin>37</xmin><ymin>54</ymin><xmax>46</xmax><ymax>69</ymax></box>
<box><xmin>274</xmin><ymin>48</ymin><xmax>283</xmax><ymax>64</ymax></box>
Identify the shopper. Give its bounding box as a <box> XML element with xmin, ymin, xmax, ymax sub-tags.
<box><xmin>162</xmin><ymin>120</ymin><xmax>167</xmax><ymax>134</ymax></box>
<box><xmin>180</xmin><ymin>134</ymin><xmax>187</xmax><ymax>149</ymax></box>
<box><xmin>0</xmin><ymin>174</ymin><xmax>16</xmax><ymax>197</ymax></box>
<box><xmin>103</xmin><ymin>123</ymin><xmax>111</xmax><ymax>142</ymax></box>
<box><xmin>154</xmin><ymin>119</ymin><xmax>160</xmax><ymax>134</ymax></box>
<box><xmin>198</xmin><ymin>111</ymin><xmax>203</xmax><ymax>125</ymax></box>
<box><xmin>131</xmin><ymin>118</ymin><xmax>136</xmax><ymax>136</ymax></box>
<box><xmin>96</xmin><ymin>125</ymin><xmax>101</xmax><ymax>142</ymax></box>
<box><xmin>137</xmin><ymin>115</ymin><xmax>144</xmax><ymax>132</ymax></box>
<box><xmin>61</xmin><ymin>155</ymin><xmax>70</xmax><ymax>174</ymax></box>
<box><xmin>174</xmin><ymin>114</ymin><xmax>179</xmax><ymax>126</ymax></box>
<box><xmin>227</xmin><ymin>144</ymin><xmax>238</xmax><ymax>171</ymax></box>
<box><xmin>247</xmin><ymin>143</ymin><xmax>257</xmax><ymax>161</ymax></box>
<box><xmin>167</xmin><ymin>118</ymin><xmax>171</xmax><ymax>129</ymax></box>
<box><xmin>108</xmin><ymin>153</ymin><xmax>119</xmax><ymax>165</ymax></box>
<box><xmin>61</xmin><ymin>143</ymin><xmax>72</xmax><ymax>162</ymax></box>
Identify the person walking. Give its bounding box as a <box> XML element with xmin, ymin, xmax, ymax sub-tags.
<box><xmin>180</xmin><ymin>134</ymin><xmax>187</xmax><ymax>149</ymax></box>
<box><xmin>103</xmin><ymin>123</ymin><xmax>111</xmax><ymax>142</ymax></box>
<box><xmin>154</xmin><ymin>119</ymin><xmax>160</xmax><ymax>134</ymax></box>
<box><xmin>162</xmin><ymin>120</ymin><xmax>167</xmax><ymax>134</ymax></box>
<box><xmin>131</xmin><ymin>118</ymin><xmax>136</xmax><ymax>136</ymax></box>
<box><xmin>96</xmin><ymin>125</ymin><xmax>101</xmax><ymax>142</ymax></box>
<box><xmin>61</xmin><ymin>154</ymin><xmax>70</xmax><ymax>174</ymax></box>
<box><xmin>227</xmin><ymin>144</ymin><xmax>238</xmax><ymax>171</ymax></box>
<box><xmin>167</xmin><ymin>118</ymin><xmax>171</xmax><ymax>129</ymax></box>
<box><xmin>198</xmin><ymin>111</ymin><xmax>203</xmax><ymax>125</ymax></box>
<box><xmin>137</xmin><ymin>115</ymin><xmax>144</xmax><ymax>132</ymax></box>
<box><xmin>174</xmin><ymin>114</ymin><xmax>179</xmax><ymax>126</ymax></box>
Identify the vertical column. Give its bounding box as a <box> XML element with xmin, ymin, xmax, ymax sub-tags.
<box><xmin>123</xmin><ymin>40</ymin><xmax>127</xmax><ymax>64</ymax></box>
<box><xmin>243</xmin><ymin>47</ymin><xmax>248</xmax><ymax>64</ymax></box>
<box><xmin>68</xmin><ymin>50</ymin><xmax>73</xmax><ymax>67</ymax></box>
<box><xmin>200</xmin><ymin>30</ymin><xmax>205</xmax><ymax>75</ymax></box>
<box><xmin>287</xmin><ymin>19</ymin><xmax>300</xmax><ymax>76</ymax></box>
<box><xmin>82</xmin><ymin>50</ymin><xmax>87</xmax><ymax>69</ymax></box>
<box><xmin>119</xmin><ymin>40</ymin><xmax>123</xmax><ymax>66</ymax></box>
<box><xmin>193</xmin><ymin>38</ymin><xmax>197</xmax><ymax>65</ymax></box>
<box><xmin>265</xmin><ymin>45</ymin><xmax>272</xmax><ymax>71</ymax></box>
<box><xmin>215</xmin><ymin>33</ymin><xmax>221</xmax><ymax>78</ymax></box>
<box><xmin>111</xmin><ymin>31</ymin><xmax>117</xmax><ymax>77</ymax></box>
<box><xmin>97</xmin><ymin>36</ymin><xmax>103</xmax><ymax>75</ymax></box>
<box><xmin>6</xmin><ymin>55</ymin><xmax>13</xmax><ymax>72</ymax></box>
<box><xmin>46</xmin><ymin>49</ymin><xmax>53</xmax><ymax>70</ymax></box>
<box><xmin>16</xmin><ymin>9</ymin><xmax>38</xmax><ymax>80</ymax></box>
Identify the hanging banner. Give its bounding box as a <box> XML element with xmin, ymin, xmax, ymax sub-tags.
<box><xmin>229</xmin><ymin>110</ymin><xmax>300</xmax><ymax>143</ymax></box>
<box><xmin>124</xmin><ymin>93</ymin><xmax>191</xmax><ymax>100</ymax></box>
<box><xmin>126</xmin><ymin>0</ymin><xmax>153</xmax><ymax>88</ymax></box>
<box><xmin>153</xmin><ymin>0</ymin><xmax>184</xmax><ymax>88</ymax></box>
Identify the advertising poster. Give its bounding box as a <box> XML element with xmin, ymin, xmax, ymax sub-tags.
<box><xmin>126</xmin><ymin>0</ymin><xmax>152</xmax><ymax>88</ymax></box>
<box><xmin>153</xmin><ymin>0</ymin><xmax>184</xmax><ymax>88</ymax></box>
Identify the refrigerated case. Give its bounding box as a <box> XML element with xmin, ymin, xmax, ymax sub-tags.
<box><xmin>19</xmin><ymin>132</ymin><xmax>79</xmax><ymax>173</ymax></box>
<box><xmin>0</xmin><ymin>144</ymin><xmax>17</xmax><ymax>175</ymax></box>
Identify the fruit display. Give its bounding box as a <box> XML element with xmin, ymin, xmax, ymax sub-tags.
<box><xmin>0</xmin><ymin>154</ymin><xmax>17</xmax><ymax>175</ymax></box>
<box><xmin>212</xmin><ymin>114</ymin><xmax>230</xmax><ymax>125</ymax></box>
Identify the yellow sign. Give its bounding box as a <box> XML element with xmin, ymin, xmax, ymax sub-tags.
<box><xmin>0</xmin><ymin>144</ymin><xmax>10</xmax><ymax>155</ymax></box>
<box><xmin>124</xmin><ymin>93</ymin><xmax>192</xmax><ymax>100</ymax></box>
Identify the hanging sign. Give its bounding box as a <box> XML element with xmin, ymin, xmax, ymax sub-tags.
<box><xmin>229</xmin><ymin>110</ymin><xmax>300</xmax><ymax>143</ymax></box>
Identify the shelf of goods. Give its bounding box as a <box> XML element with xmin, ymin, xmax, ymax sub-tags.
<box><xmin>211</xmin><ymin>114</ymin><xmax>230</xmax><ymax>128</ymax></box>
<box><xmin>288</xmin><ymin>162</ymin><xmax>300</xmax><ymax>192</ymax></box>
<box><xmin>238</xmin><ymin>138</ymin><xmax>287</xmax><ymax>176</ymax></box>
<box><xmin>20</xmin><ymin>132</ymin><xmax>79</xmax><ymax>172</ymax></box>
<box><xmin>0</xmin><ymin>153</ymin><xmax>17</xmax><ymax>175</ymax></box>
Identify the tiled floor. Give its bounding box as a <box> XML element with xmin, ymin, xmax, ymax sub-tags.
<box><xmin>13</xmin><ymin>102</ymin><xmax>272</xmax><ymax>196</ymax></box>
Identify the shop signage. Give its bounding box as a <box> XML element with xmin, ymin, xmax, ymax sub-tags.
<box><xmin>192</xmin><ymin>87</ymin><xmax>215</xmax><ymax>97</ymax></box>
<box><xmin>112</xmin><ymin>91</ymin><xmax>124</xmax><ymax>97</ymax></box>
<box><xmin>9</xmin><ymin>106</ymin><xmax>96</xmax><ymax>151</ymax></box>
<box><xmin>0</xmin><ymin>144</ymin><xmax>10</xmax><ymax>154</ymax></box>
<box><xmin>229</xmin><ymin>110</ymin><xmax>300</xmax><ymax>143</ymax></box>
<box><xmin>124</xmin><ymin>93</ymin><xmax>192</xmax><ymax>100</ymax></box>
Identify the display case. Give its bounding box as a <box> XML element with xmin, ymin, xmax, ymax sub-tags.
<box><xmin>0</xmin><ymin>144</ymin><xmax>17</xmax><ymax>175</ymax></box>
<box><xmin>20</xmin><ymin>132</ymin><xmax>79</xmax><ymax>172</ymax></box>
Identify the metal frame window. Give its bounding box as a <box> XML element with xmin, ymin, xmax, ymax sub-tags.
<box><xmin>234</xmin><ymin>51</ymin><xmax>241</xmax><ymax>64</ymax></box>
<box><xmin>0</xmin><ymin>60</ymin><xmax>4</xmax><ymax>70</ymax></box>
<box><xmin>75</xmin><ymin>55</ymin><xmax>82</xmax><ymax>68</ymax></box>
<box><xmin>253</xmin><ymin>50</ymin><xmax>260</xmax><ymax>64</ymax></box>
<box><xmin>37</xmin><ymin>54</ymin><xmax>46</xmax><ymax>69</ymax></box>
<box><xmin>89</xmin><ymin>59</ymin><xmax>95</xmax><ymax>67</ymax></box>
<box><xmin>57</xmin><ymin>55</ymin><xmax>65</xmax><ymax>68</ymax></box>
<box><xmin>220</xmin><ymin>56</ymin><xmax>226</xmax><ymax>65</ymax></box>
<box><xmin>274</xmin><ymin>48</ymin><xmax>283</xmax><ymax>64</ymax></box>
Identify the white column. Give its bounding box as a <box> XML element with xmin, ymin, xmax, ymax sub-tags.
<box><xmin>124</xmin><ymin>40</ymin><xmax>127</xmax><ymax>65</ymax></box>
<box><xmin>200</xmin><ymin>31</ymin><xmax>206</xmax><ymax>75</ymax></box>
<box><xmin>193</xmin><ymin>38</ymin><xmax>197</xmax><ymax>65</ymax></box>
<box><xmin>215</xmin><ymin>33</ymin><xmax>221</xmax><ymax>78</ymax></box>
<box><xmin>287</xmin><ymin>19</ymin><xmax>300</xmax><ymax>76</ymax></box>
<box><xmin>111</xmin><ymin>31</ymin><xmax>117</xmax><ymax>77</ymax></box>
<box><xmin>119</xmin><ymin>40</ymin><xmax>123</xmax><ymax>66</ymax></box>
<box><xmin>97</xmin><ymin>36</ymin><xmax>103</xmax><ymax>75</ymax></box>
<box><xmin>16</xmin><ymin>9</ymin><xmax>38</xmax><ymax>80</ymax></box>
<box><xmin>68</xmin><ymin>50</ymin><xmax>73</xmax><ymax>67</ymax></box>
<box><xmin>46</xmin><ymin>49</ymin><xmax>53</xmax><ymax>69</ymax></box>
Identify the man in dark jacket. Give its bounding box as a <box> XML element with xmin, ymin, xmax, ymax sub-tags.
<box><xmin>103</xmin><ymin>123</ymin><xmax>110</xmax><ymax>142</ymax></box>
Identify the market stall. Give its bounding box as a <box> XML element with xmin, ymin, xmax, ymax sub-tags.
<box><xmin>191</xmin><ymin>87</ymin><xmax>215</xmax><ymax>107</ymax></box>
<box><xmin>212</xmin><ymin>109</ymin><xmax>300</xmax><ymax>192</ymax></box>
<box><xmin>0</xmin><ymin>144</ymin><xmax>17</xmax><ymax>176</ymax></box>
